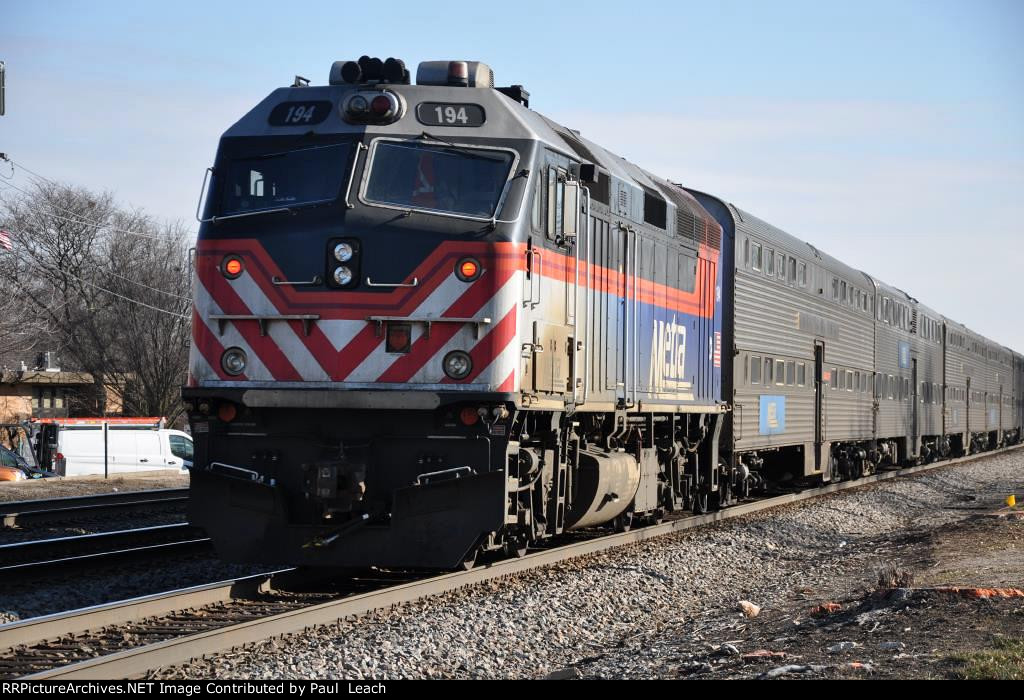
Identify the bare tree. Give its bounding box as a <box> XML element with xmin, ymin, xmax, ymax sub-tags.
<box><xmin>0</xmin><ymin>179</ymin><xmax>192</xmax><ymax>423</ymax></box>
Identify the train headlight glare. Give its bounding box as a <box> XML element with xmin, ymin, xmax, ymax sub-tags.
<box><xmin>348</xmin><ymin>95</ymin><xmax>369</xmax><ymax>114</ymax></box>
<box><xmin>333</xmin><ymin>266</ymin><xmax>354</xmax><ymax>286</ymax></box>
<box><xmin>221</xmin><ymin>348</ymin><xmax>248</xmax><ymax>376</ymax></box>
<box><xmin>333</xmin><ymin>242</ymin><xmax>354</xmax><ymax>262</ymax></box>
<box><xmin>443</xmin><ymin>351</ymin><xmax>473</xmax><ymax>380</ymax></box>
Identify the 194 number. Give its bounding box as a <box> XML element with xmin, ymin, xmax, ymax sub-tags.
<box><xmin>434</xmin><ymin>105</ymin><xmax>468</xmax><ymax>124</ymax></box>
<box><xmin>283</xmin><ymin>105</ymin><xmax>316</xmax><ymax>123</ymax></box>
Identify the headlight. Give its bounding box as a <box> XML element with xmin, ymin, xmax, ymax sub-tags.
<box><xmin>333</xmin><ymin>242</ymin><xmax>354</xmax><ymax>262</ymax></box>
<box><xmin>221</xmin><ymin>347</ymin><xmax>248</xmax><ymax>376</ymax></box>
<box><xmin>443</xmin><ymin>351</ymin><xmax>473</xmax><ymax>380</ymax></box>
<box><xmin>333</xmin><ymin>266</ymin><xmax>354</xmax><ymax>286</ymax></box>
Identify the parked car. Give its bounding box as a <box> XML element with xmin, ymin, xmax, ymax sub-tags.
<box><xmin>0</xmin><ymin>444</ymin><xmax>53</xmax><ymax>481</ymax></box>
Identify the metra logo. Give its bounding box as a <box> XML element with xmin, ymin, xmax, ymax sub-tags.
<box><xmin>650</xmin><ymin>316</ymin><xmax>687</xmax><ymax>384</ymax></box>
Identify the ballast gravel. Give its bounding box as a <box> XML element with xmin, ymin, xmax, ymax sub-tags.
<box><xmin>153</xmin><ymin>449</ymin><xmax>1022</xmax><ymax>680</ymax></box>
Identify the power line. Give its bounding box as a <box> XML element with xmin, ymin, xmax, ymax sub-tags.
<box><xmin>104</xmin><ymin>267</ymin><xmax>193</xmax><ymax>301</ymax></box>
<box><xmin>70</xmin><ymin>270</ymin><xmax>190</xmax><ymax>319</ymax></box>
<box><xmin>0</xmin><ymin>228</ymin><xmax>191</xmax><ymax>319</ymax></box>
<box><xmin>0</xmin><ymin>160</ymin><xmax>188</xmax><ymax>242</ymax></box>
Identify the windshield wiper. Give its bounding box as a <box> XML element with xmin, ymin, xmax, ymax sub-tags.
<box><xmin>210</xmin><ymin>207</ymin><xmax>294</xmax><ymax>224</ymax></box>
<box><xmin>417</xmin><ymin>132</ymin><xmax>501</xmax><ymax>162</ymax></box>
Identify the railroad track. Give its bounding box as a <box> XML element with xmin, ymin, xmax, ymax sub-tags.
<box><xmin>1</xmin><ymin>489</ymin><xmax>189</xmax><ymax>529</ymax></box>
<box><xmin>0</xmin><ymin>524</ymin><xmax>211</xmax><ymax>581</ymax></box>
<box><xmin>1</xmin><ymin>444</ymin><xmax>1020</xmax><ymax>680</ymax></box>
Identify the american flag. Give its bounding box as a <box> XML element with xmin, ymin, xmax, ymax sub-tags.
<box><xmin>0</xmin><ymin>230</ymin><xmax>11</xmax><ymax>252</ymax></box>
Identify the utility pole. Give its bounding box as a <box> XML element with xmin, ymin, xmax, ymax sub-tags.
<box><xmin>0</xmin><ymin>61</ymin><xmax>5</xmax><ymax>116</ymax></box>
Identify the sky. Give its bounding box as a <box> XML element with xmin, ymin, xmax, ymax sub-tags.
<box><xmin>2</xmin><ymin>0</ymin><xmax>1022</xmax><ymax>349</ymax></box>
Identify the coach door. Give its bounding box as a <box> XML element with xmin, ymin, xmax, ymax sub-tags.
<box><xmin>814</xmin><ymin>342</ymin><xmax>825</xmax><ymax>470</ymax></box>
<box><xmin>910</xmin><ymin>358</ymin><xmax>919</xmax><ymax>458</ymax></box>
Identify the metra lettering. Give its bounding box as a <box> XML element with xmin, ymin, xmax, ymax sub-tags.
<box><xmin>649</xmin><ymin>317</ymin><xmax>687</xmax><ymax>388</ymax></box>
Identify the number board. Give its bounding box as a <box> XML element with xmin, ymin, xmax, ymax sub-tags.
<box><xmin>268</xmin><ymin>101</ymin><xmax>332</xmax><ymax>126</ymax></box>
<box><xmin>416</xmin><ymin>102</ymin><xmax>486</xmax><ymax>127</ymax></box>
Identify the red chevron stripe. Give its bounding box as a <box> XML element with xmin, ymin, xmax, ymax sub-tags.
<box><xmin>201</xmin><ymin>273</ymin><xmax>303</xmax><ymax>381</ymax></box>
<box><xmin>195</xmin><ymin>239</ymin><xmax>524</xmax><ymax>319</ymax></box>
<box><xmin>497</xmin><ymin>370</ymin><xmax>515</xmax><ymax>392</ymax></box>
<box><xmin>191</xmin><ymin>308</ymin><xmax>240</xmax><ymax>381</ymax></box>
<box><xmin>376</xmin><ymin>263</ymin><xmax>516</xmax><ymax>384</ymax></box>
<box><xmin>441</xmin><ymin>306</ymin><xmax>517</xmax><ymax>384</ymax></box>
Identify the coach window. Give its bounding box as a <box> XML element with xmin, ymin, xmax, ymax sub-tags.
<box><xmin>778</xmin><ymin>258</ymin><xmax>786</xmax><ymax>281</ymax></box>
<box><xmin>788</xmin><ymin>257</ymin><xmax>797</xmax><ymax>284</ymax></box>
<box><xmin>743</xmin><ymin>238</ymin><xmax>750</xmax><ymax>266</ymax></box>
<box><xmin>832</xmin><ymin>367</ymin><xmax>839</xmax><ymax>389</ymax></box>
<box><xmin>775</xmin><ymin>360</ymin><xmax>785</xmax><ymax>386</ymax></box>
<box><xmin>832</xmin><ymin>278</ymin><xmax>839</xmax><ymax>300</ymax></box>
<box><xmin>765</xmin><ymin>357</ymin><xmax>774</xmax><ymax>384</ymax></box>
<box><xmin>797</xmin><ymin>363</ymin><xmax>806</xmax><ymax>386</ymax></box>
<box><xmin>903</xmin><ymin>377</ymin><xmax>910</xmax><ymax>399</ymax></box>
<box><xmin>766</xmin><ymin>249</ymin><xmax>775</xmax><ymax>277</ymax></box>
<box><xmin>798</xmin><ymin>261</ymin><xmax>807</xmax><ymax>287</ymax></box>
<box><xmin>751</xmin><ymin>356</ymin><xmax>762</xmax><ymax>384</ymax></box>
<box><xmin>846</xmin><ymin>370</ymin><xmax>853</xmax><ymax>391</ymax></box>
<box><xmin>785</xmin><ymin>361</ymin><xmax>795</xmax><ymax>385</ymax></box>
<box><xmin>751</xmin><ymin>242</ymin><xmax>762</xmax><ymax>271</ymax></box>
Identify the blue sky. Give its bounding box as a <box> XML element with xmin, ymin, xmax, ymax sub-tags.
<box><xmin>3</xmin><ymin>0</ymin><xmax>1022</xmax><ymax>349</ymax></box>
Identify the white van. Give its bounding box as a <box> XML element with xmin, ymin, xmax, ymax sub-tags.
<box><xmin>56</xmin><ymin>426</ymin><xmax>194</xmax><ymax>477</ymax></box>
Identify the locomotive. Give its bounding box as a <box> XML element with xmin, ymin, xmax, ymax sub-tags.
<box><xmin>183</xmin><ymin>57</ymin><xmax>1023</xmax><ymax>570</ymax></box>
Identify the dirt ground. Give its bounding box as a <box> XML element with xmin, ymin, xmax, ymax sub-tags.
<box><xmin>653</xmin><ymin>511</ymin><xmax>1024</xmax><ymax>679</ymax></box>
<box><xmin>0</xmin><ymin>469</ymin><xmax>189</xmax><ymax>502</ymax></box>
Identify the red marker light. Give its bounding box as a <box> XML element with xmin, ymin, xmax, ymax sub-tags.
<box><xmin>370</xmin><ymin>95</ymin><xmax>392</xmax><ymax>116</ymax></box>
<box><xmin>456</xmin><ymin>257</ymin><xmax>481</xmax><ymax>282</ymax></box>
<box><xmin>459</xmin><ymin>406</ymin><xmax>479</xmax><ymax>426</ymax></box>
<box><xmin>218</xmin><ymin>402</ymin><xmax>237</xmax><ymax>423</ymax></box>
<box><xmin>222</xmin><ymin>256</ymin><xmax>243</xmax><ymax>279</ymax></box>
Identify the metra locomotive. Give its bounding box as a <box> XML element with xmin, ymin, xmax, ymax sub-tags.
<box><xmin>184</xmin><ymin>57</ymin><xmax>1023</xmax><ymax>569</ymax></box>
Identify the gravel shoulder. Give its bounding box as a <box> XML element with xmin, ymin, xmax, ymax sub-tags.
<box><xmin>151</xmin><ymin>448</ymin><xmax>1023</xmax><ymax>680</ymax></box>
<box><xmin>0</xmin><ymin>470</ymin><xmax>188</xmax><ymax>503</ymax></box>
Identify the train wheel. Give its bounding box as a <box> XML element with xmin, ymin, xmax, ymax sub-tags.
<box><xmin>459</xmin><ymin>544</ymin><xmax>480</xmax><ymax>571</ymax></box>
<box><xmin>692</xmin><ymin>491</ymin><xmax>709</xmax><ymax>515</ymax></box>
<box><xmin>613</xmin><ymin>508</ymin><xmax>634</xmax><ymax>533</ymax></box>
<box><xmin>503</xmin><ymin>536</ymin><xmax>528</xmax><ymax>559</ymax></box>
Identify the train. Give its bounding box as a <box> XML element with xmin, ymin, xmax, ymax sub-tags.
<box><xmin>183</xmin><ymin>57</ymin><xmax>1022</xmax><ymax>570</ymax></box>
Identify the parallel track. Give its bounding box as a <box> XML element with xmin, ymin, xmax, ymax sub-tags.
<box><xmin>1</xmin><ymin>489</ymin><xmax>189</xmax><ymax>529</ymax></box>
<box><xmin>2</xmin><ymin>444</ymin><xmax>1020</xmax><ymax>679</ymax></box>
<box><xmin>0</xmin><ymin>524</ymin><xmax>211</xmax><ymax>581</ymax></box>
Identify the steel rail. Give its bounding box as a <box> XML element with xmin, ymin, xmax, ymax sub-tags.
<box><xmin>1</xmin><ymin>488</ymin><xmax>189</xmax><ymax>528</ymax></box>
<box><xmin>13</xmin><ymin>444</ymin><xmax>1024</xmax><ymax>679</ymax></box>
<box><xmin>0</xmin><ymin>524</ymin><xmax>210</xmax><ymax>580</ymax></box>
<box><xmin>0</xmin><ymin>570</ymin><xmax>294</xmax><ymax>650</ymax></box>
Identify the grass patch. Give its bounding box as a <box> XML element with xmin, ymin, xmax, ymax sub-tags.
<box><xmin>950</xmin><ymin>638</ymin><xmax>1024</xmax><ymax>680</ymax></box>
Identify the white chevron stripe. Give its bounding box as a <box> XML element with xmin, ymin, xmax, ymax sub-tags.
<box><xmin>402</xmin><ymin>272</ymin><xmax>521</xmax><ymax>385</ymax></box>
<box><xmin>228</xmin><ymin>272</ymin><xmax>331</xmax><ymax>382</ymax></box>
<box><xmin>193</xmin><ymin>279</ymin><xmax>271</xmax><ymax>380</ymax></box>
<box><xmin>188</xmin><ymin>340</ymin><xmax>218</xmax><ymax>381</ymax></box>
<box><xmin>346</xmin><ymin>270</ymin><xmax>475</xmax><ymax>382</ymax></box>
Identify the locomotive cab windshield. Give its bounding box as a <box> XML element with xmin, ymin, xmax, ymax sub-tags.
<box><xmin>221</xmin><ymin>142</ymin><xmax>354</xmax><ymax>216</ymax></box>
<box><xmin>362</xmin><ymin>140</ymin><xmax>517</xmax><ymax>219</ymax></box>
